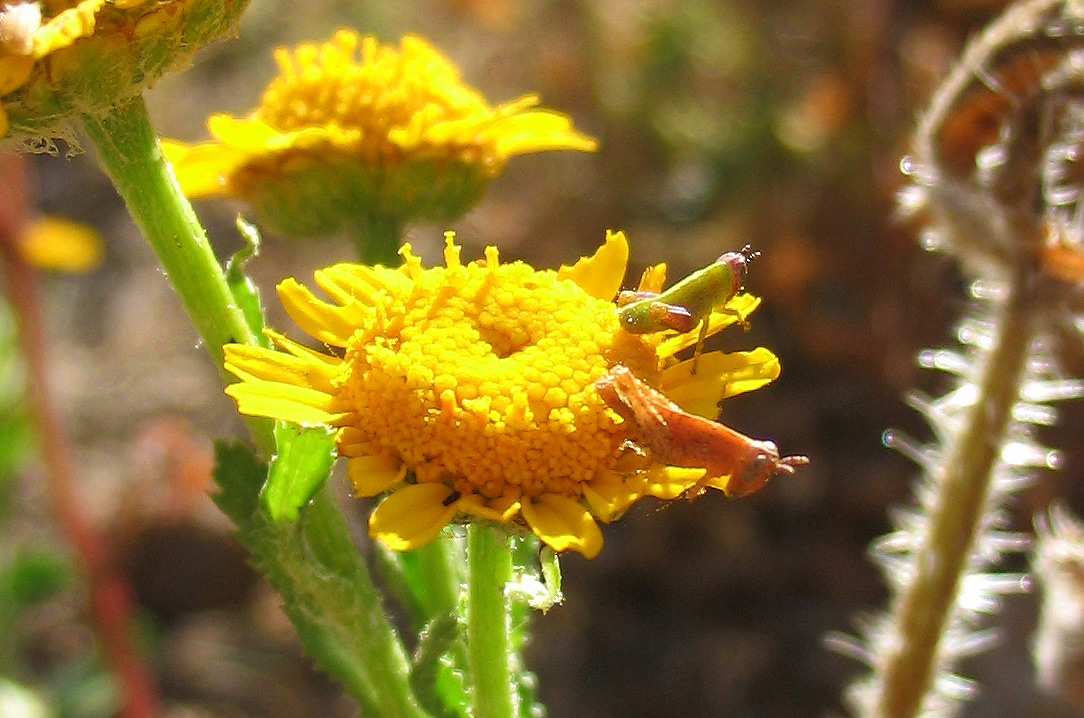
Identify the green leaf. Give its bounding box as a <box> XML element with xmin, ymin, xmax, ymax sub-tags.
<box><xmin>213</xmin><ymin>441</ymin><xmax>426</xmax><ymax>717</ymax></box>
<box><xmin>225</xmin><ymin>217</ymin><xmax>270</xmax><ymax>348</ymax></box>
<box><xmin>410</xmin><ymin>614</ymin><xmax>470</xmax><ymax>718</ymax></box>
<box><xmin>537</xmin><ymin>547</ymin><xmax>563</xmax><ymax>612</ymax></box>
<box><xmin>261</xmin><ymin>423</ymin><xmax>336</xmax><ymax>523</ymax></box>
<box><xmin>211</xmin><ymin>440</ymin><xmax>267</xmax><ymax>524</ymax></box>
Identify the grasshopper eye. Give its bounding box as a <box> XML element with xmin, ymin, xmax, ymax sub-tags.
<box><xmin>732</xmin><ymin>454</ymin><xmax>773</xmax><ymax>497</ymax></box>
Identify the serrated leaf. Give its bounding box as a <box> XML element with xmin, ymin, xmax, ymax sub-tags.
<box><xmin>211</xmin><ymin>440</ymin><xmax>266</xmax><ymax>524</ymax></box>
<box><xmin>411</xmin><ymin>614</ymin><xmax>470</xmax><ymax>718</ymax></box>
<box><xmin>226</xmin><ymin>217</ymin><xmax>270</xmax><ymax>348</ymax></box>
<box><xmin>261</xmin><ymin>423</ymin><xmax>335</xmax><ymax>523</ymax></box>
<box><xmin>213</xmin><ymin>441</ymin><xmax>419</xmax><ymax>716</ymax></box>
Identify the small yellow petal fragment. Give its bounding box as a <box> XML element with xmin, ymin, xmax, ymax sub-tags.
<box><xmin>642</xmin><ymin>466</ymin><xmax>706</xmax><ymax>500</ymax></box>
<box><xmin>582</xmin><ymin>470</ymin><xmax>644</xmax><ymax>524</ymax></box>
<box><xmin>369</xmin><ymin>483</ymin><xmax>459</xmax><ymax>551</ymax></box>
<box><xmin>457</xmin><ymin>494</ymin><xmax>522</xmax><ymax>521</ymax></box>
<box><xmin>556</xmin><ymin>229</ymin><xmax>629</xmax><ymax>300</ymax></box>
<box><xmin>346</xmin><ymin>454</ymin><xmax>407</xmax><ymax>497</ymax></box>
<box><xmin>521</xmin><ymin>494</ymin><xmax>603</xmax><ymax>559</ymax></box>
<box><xmin>701</xmin><ymin>473</ymin><xmax>739</xmax><ymax>496</ymax></box>
<box><xmin>637</xmin><ymin>263</ymin><xmax>667</xmax><ymax>293</ymax></box>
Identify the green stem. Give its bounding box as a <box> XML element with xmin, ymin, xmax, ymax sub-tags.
<box><xmin>874</xmin><ymin>269</ymin><xmax>1038</xmax><ymax>718</ymax></box>
<box><xmin>349</xmin><ymin>212</ymin><xmax>403</xmax><ymax>266</ymax></box>
<box><xmin>408</xmin><ymin>539</ymin><xmax>463</xmax><ymax>619</ymax></box>
<box><xmin>466</xmin><ymin>525</ymin><xmax>517</xmax><ymax>718</ymax></box>
<box><xmin>79</xmin><ymin>98</ymin><xmax>272</xmax><ymax>454</ymax></box>
<box><xmin>215</xmin><ymin>441</ymin><xmax>430</xmax><ymax>718</ymax></box>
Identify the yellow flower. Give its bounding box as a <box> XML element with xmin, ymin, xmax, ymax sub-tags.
<box><xmin>0</xmin><ymin>0</ymin><xmax>249</xmax><ymax>142</ymax></box>
<box><xmin>223</xmin><ymin>231</ymin><xmax>780</xmax><ymax>558</ymax></box>
<box><xmin>18</xmin><ymin>215</ymin><xmax>101</xmax><ymax>271</ymax></box>
<box><xmin>162</xmin><ymin>31</ymin><xmax>596</xmax><ymax>235</ymax></box>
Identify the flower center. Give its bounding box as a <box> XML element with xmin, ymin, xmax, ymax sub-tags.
<box><xmin>335</xmin><ymin>253</ymin><xmax>646</xmax><ymax>500</ymax></box>
<box><xmin>257</xmin><ymin>32</ymin><xmax>488</xmax><ymax>148</ymax></box>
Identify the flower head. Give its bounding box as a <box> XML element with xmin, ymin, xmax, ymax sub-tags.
<box><xmin>223</xmin><ymin>231</ymin><xmax>780</xmax><ymax>558</ymax></box>
<box><xmin>162</xmin><ymin>31</ymin><xmax>596</xmax><ymax>235</ymax></box>
<box><xmin>18</xmin><ymin>215</ymin><xmax>101</xmax><ymax>270</ymax></box>
<box><xmin>0</xmin><ymin>0</ymin><xmax>248</xmax><ymax>143</ymax></box>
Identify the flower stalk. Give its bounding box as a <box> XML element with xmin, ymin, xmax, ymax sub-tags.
<box><xmin>871</xmin><ymin>270</ymin><xmax>1037</xmax><ymax>718</ymax></box>
<box><xmin>349</xmin><ymin>211</ymin><xmax>404</xmax><ymax>266</ymax></box>
<box><xmin>467</xmin><ymin>525</ymin><xmax>517</xmax><ymax>718</ymax></box>
<box><xmin>839</xmin><ymin>2</ymin><xmax>1084</xmax><ymax>714</ymax></box>
<box><xmin>213</xmin><ymin>442</ymin><xmax>429</xmax><ymax>718</ymax></box>
<box><xmin>78</xmin><ymin>96</ymin><xmax>273</xmax><ymax>453</ymax></box>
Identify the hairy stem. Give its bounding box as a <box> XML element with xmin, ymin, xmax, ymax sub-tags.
<box><xmin>79</xmin><ymin>97</ymin><xmax>273</xmax><ymax>454</ymax></box>
<box><xmin>873</xmin><ymin>269</ymin><xmax>1038</xmax><ymax>718</ymax></box>
<box><xmin>467</xmin><ymin>524</ymin><xmax>517</xmax><ymax>718</ymax></box>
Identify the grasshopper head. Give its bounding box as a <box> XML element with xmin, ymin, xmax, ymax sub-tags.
<box><xmin>716</xmin><ymin>244</ymin><xmax>759</xmax><ymax>297</ymax></box>
<box><xmin>728</xmin><ymin>440</ymin><xmax>809</xmax><ymax>497</ymax></box>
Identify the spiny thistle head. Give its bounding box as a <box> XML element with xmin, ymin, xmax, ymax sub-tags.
<box><xmin>0</xmin><ymin>0</ymin><xmax>250</xmax><ymax>146</ymax></box>
<box><xmin>222</xmin><ymin>230</ymin><xmax>782</xmax><ymax>558</ymax></box>
<box><xmin>162</xmin><ymin>31</ymin><xmax>597</xmax><ymax>236</ymax></box>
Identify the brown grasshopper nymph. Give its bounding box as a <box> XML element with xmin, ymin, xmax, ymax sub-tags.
<box><xmin>595</xmin><ymin>365</ymin><xmax>808</xmax><ymax>498</ymax></box>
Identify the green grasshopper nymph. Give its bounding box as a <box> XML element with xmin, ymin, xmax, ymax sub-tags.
<box><xmin>617</xmin><ymin>246</ymin><xmax>759</xmax><ymax>373</ymax></box>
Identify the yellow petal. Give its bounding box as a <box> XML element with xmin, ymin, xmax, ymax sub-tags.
<box><xmin>489</xmin><ymin>110</ymin><xmax>597</xmax><ymax>157</ymax></box>
<box><xmin>346</xmin><ymin>453</ymin><xmax>407</xmax><ymax>496</ymax></box>
<box><xmin>224</xmin><ymin>380</ymin><xmax>339</xmax><ymax>424</ymax></box>
<box><xmin>656</xmin><ymin>293</ymin><xmax>761</xmax><ymax>356</ymax></box>
<box><xmin>30</xmin><ymin>0</ymin><xmax>103</xmax><ymax>58</ymax></box>
<box><xmin>457</xmin><ymin>493</ymin><xmax>521</xmax><ymax>522</ymax></box>
<box><xmin>556</xmin><ymin>229</ymin><xmax>629</xmax><ymax>300</ymax></box>
<box><xmin>277</xmin><ymin>278</ymin><xmax>358</xmax><ymax>347</ymax></box>
<box><xmin>0</xmin><ymin>54</ymin><xmax>34</xmax><ymax>95</ymax></box>
<box><xmin>642</xmin><ymin>466</ymin><xmax>706</xmax><ymax>500</ymax></box>
<box><xmin>18</xmin><ymin>217</ymin><xmax>102</xmax><ymax>272</ymax></box>
<box><xmin>660</xmin><ymin>347</ymin><xmax>781</xmax><ymax>416</ymax></box>
<box><xmin>224</xmin><ymin>343</ymin><xmax>337</xmax><ymax>392</ymax></box>
<box><xmin>266</xmin><ymin>330</ymin><xmax>342</xmax><ymax>368</ymax></box>
<box><xmin>207</xmin><ymin>115</ymin><xmax>294</xmax><ymax>151</ymax></box>
<box><xmin>582</xmin><ymin>470</ymin><xmax>645</xmax><ymax>523</ymax></box>
<box><xmin>368</xmin><ymin>482</ymin><xmax>459</xmax><ymax>552</ymax></box>
<box><xmin>161</xmin><ymin>141</ymin><xmax>249</xmax><ymax>199</ymax></box>
<box><xmin>520</xmin><ymin>494</ymin><xmax>603</xmax><ymax>559</ymax></box>
<box><xmin>637</xmin><ymin>263</ymin><xmax>667</xmax><ymax>293</ymax></box>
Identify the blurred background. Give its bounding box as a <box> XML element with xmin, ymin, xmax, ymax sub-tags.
<box><xmin>6</xmin><ymin>0</ymin><xmax>1084</xmax><ymax>716</ymax></box>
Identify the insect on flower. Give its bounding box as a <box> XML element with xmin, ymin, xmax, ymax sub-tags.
<box><xmin>617</xmin><ymin>246</ymin><xmax>757</xmax><ymax>373</ymax></box>
<box><xmin>595</xmin><ymin>365</ymin><xmax>808</xmax><ymax>498</ymax></box>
